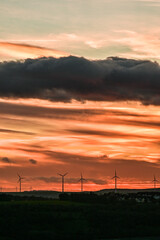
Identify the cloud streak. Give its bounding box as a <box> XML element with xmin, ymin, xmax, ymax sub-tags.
<box><xmin>0</xmin><ymin>56</ymin><xmax>160</xmax><ymax>105</ymax></box>
<box><xmin>69</xmin><ymin>128</ymin><xmax>153</xmax><ymax>139</ymax></box>
<box><xmin>0</xmin><ymin>128</ymin><xmax>35</xmax><ymax>135</ymax></box>
<box><xmin>33</xmin><ymin>176</ymin><xmax>107</xmax><ymax>185</ymax></box>
<box><xmin>0</xmin><ymin>42</ymin><xmax>69</xmax><ymax>60</ymax></box>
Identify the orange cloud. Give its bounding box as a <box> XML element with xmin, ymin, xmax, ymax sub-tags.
<box><xmin>0</xmin><ymin>42</ymin><xmax>69</xmax><ymax>60</ymax></box>
<box><xmin>0</xmin><ymin>99</ymin><xmax>160</xmax><ymax>191</ymax></box>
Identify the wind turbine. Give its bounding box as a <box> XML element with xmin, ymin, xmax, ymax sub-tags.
<box><xmin>17</xmin><ymin>173</ymin><xmax>24</xmax><ymax>192</ymax></box>
<box><xmin>58</xmin><ymin>173</ymin><xmax>68</xmax><ymax>192</ymax></box>
<box><xmin>112</xmin><ymin>170</ymin><xmax>120</xmax><ymax>193</ymax></box>
<box><xmin>153</xmin><ymin>175</ymin><xmax>158</xmax><ymax>190</ymax></box>
<box><xmin>78</xmin><ymin>173</ymin><xmax>86</xmax><ymax>192</ymax></box>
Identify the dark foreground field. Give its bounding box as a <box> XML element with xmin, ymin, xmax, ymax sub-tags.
<box><xmin>0</xmin><ymin>193</ymin><xmax>160</xmax><ymax>240</ymax></box>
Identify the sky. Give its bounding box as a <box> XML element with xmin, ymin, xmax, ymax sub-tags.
<box><xmin>0</xmin><ymin>0</ymin><xmax>160</xmax><ymax>191</ymax></box>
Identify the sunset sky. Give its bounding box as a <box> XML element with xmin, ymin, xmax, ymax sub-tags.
<box><xmin>0</xmin><ymin>0</ymin><xmax>160</xmax><ymax>191</ymax></box>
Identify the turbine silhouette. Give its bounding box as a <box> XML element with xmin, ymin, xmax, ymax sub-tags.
<box><xmin>17</xmin><ymin>173</ymin><xmax>24</xmax><ymax>192</ymax></box>
<box><xmin>112</xmin><ymin>170</ymin><xmax>120</xmax><ymax>193</ymax></box>
<box><xmin>58</xmin><ymin>173</ymin><xmax>68</xmax><ymax>192</ymax></box>
<box><xmin>153</xmin><ymin>175</ymin><xmax>158</xmax><ymax>190</ymax></box>
<box><xmin>78</xmin><ymin>173</ymin><xmax>86</xmax><ymax>192</ymax></box>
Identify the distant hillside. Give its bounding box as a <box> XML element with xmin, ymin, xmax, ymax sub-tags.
<box><xmin>3</xmin><ymin>188</ymin><xmax>160</xmax><ymax>199</ymax></box>
<box><xmin>5</xmin><ymin>190</ymin><xmax>60</xmax><ymax>199</ymax></box>
<box><xmin>96</xmin><ymin>188</ymin><xmax>160</xmax><ymax>194</ymax></box>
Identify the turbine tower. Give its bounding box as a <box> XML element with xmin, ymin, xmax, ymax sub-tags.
<box><xmin>17</xmin><ymin>173</ymin><xmax>24</xmax><ymax>192</ymax></box>
<box><xmin>153</xmin><ymin>175</ymin><xmax>158</xmax><ymax>190</ymax></box>
<box><xmin>58</xmin><ymin>173</ymin><xmax>68</xmax><ymax>192</ymax></box>
<box><xmin>78</xmin><ymin>173</ymin><xmax>86</xmax><ymax>192</ymax></box>
<box><xmin>112</xmin><ymin>170</ymin><xmax>120</xmax><ymax>193</ymax></box>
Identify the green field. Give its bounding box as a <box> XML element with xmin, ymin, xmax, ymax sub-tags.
<box><xmin>0</xmin><ymin>196</ymin><xmax>160</xmax><ymax>240</ymax></box>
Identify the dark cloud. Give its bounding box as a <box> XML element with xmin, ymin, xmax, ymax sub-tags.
<box><xmin>102</xmin><ymin>110</ymin><xmax>152</xmax><ymax>118</ymax></box>
<box><xmin>0</xmin><ymin>56</ymin><xmax>160</xmax><ymax>105</ymax></box>
<box><xmin>0</xmin><ymin>102</ymin><xmax>149</xmax><ymax>121</ymax></box>
<box><xmin>0</xmin><ymin>101</ymin><xmax>104</xmax><ymax>120</ymax></box>
<box><xmin>1</xmin><ymin>157</ymin><xmax>14</xmax><ymax>164</ymax></box>
<box><xmin>33</xmin><ymin>176</ymin><xmax>107</xmax><ymax>185</ymax></box>
<box><xmin>35</xmin><ymin>176</ymin><xmax>61</xmax><ymax>183</ymax></box>
<box><xmin>69</xmin><ymin>128</ymin><xmax>152</xmax><ymax>139</ymax></box>
<box><xmin>29</xmin><ymin>159</ymin><xmax>37</xmax><ymax>164</ymax></box>
<box><xmin>0</xmin><ymin>128</ymin><xmax>34</xmax><ymax>135</ymax></box>
<box><xmin>87</xmin><ymin>178</ymin><xmax>107</xmax><ymax>185</ymax></box>
<box><xmin>116</xmin><ymin>119</ymin><xmax>160</xmax><ymax>129</ymax></box>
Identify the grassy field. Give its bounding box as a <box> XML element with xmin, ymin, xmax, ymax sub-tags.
<box><xmin>0</xmin><ymin>196</ymin><xmax>160</xmax><ymax>240</ymax></box>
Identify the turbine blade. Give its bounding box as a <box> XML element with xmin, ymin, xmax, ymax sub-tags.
<box><xmin>58</xmin><ymin>173</ymin><xmax>62</xmax><ymax>176</ymax></box>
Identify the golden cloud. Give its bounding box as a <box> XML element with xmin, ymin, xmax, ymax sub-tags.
<box><xmin>0</xmin><ymin>41</ymin><xmax>69</xmax><ymax>60</ymax></box>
